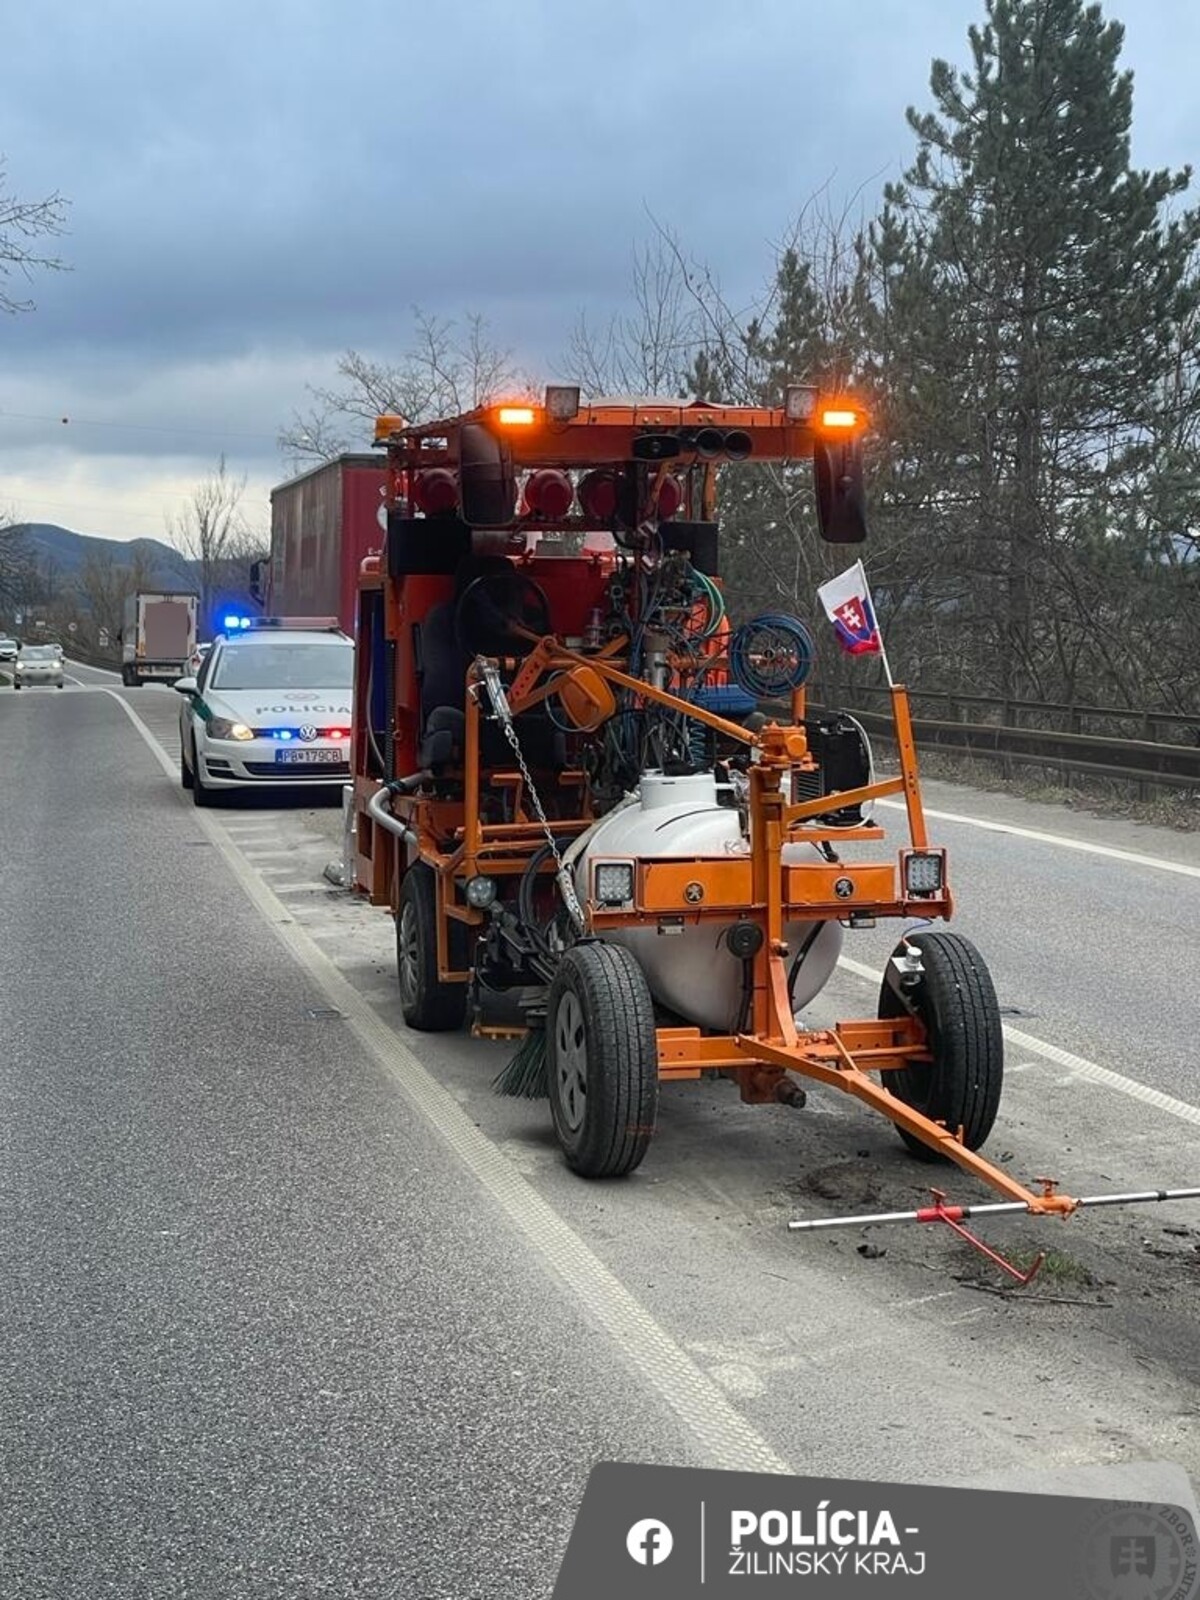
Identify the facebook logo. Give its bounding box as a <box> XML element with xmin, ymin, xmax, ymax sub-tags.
<box><xmin>626</xmin><ymin>1518</ymin><xmax>674</xmax><ymax>1566</ymax></box>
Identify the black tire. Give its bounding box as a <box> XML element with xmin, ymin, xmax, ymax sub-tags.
<box><xmin>180</xmin><ymin>742</ymin><xmax>194</xmax><ymax>789</ymax></box>
<box><xmin>191</xmin><ymin>737</ymin><xmax>217</xmax><ymax>807</ymax></box>
<box><xmin>547</xmin><ymin>942</ymin><xmax>659</xmax><ymax>1178</ymax></box>
<box><xmin>396</xmin><ymin>863</ymin><xmax>468</xmax><ymax>1032</ymax></box>
<box><xmin>878</xmin><ymin>930</ymin><xmax>1003</xmax><ymax>1161</ymax></box>
<box><xmin>13</xmin><ymin>681</ymin><xmax>21</xmax><ymax>691</ymax></box>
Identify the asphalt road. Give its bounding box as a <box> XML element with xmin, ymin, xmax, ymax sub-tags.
<box><xmin>4</xmin><ymin>665</ymin><xmax>1200</xmax><ymax>1595</ymax></box>
<box><xmin>0</xmin><ymin>682</ymin><xmax>704</xmax><ymax>1599</ymax></box>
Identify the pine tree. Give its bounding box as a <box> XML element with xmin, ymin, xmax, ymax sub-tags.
<box><xmin>696</xmin><ymin>234</ymin><xmax>875</xmax><ymax>631</ymax></box>
<box><xmin>867</xmin><ymin>0</ymin><xmax>1200</xmax><ymax>705</ymax></box>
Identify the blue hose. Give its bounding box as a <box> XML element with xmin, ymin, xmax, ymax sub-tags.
<box><xmin>729</xmin><ymin>614</ymin><xmax>816</xmax><ymax>697</ymax></box>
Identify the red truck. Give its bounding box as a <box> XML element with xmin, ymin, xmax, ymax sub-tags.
<box><xmin>261</xmin><ymin>455</ymin><xmax>388</xmax><ymax>634</ymax></box>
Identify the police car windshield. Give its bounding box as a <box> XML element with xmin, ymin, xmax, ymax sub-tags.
<box><xmin>21</xmin><ymin>646</ymin><xmax>59</xmax><ymax>660</ymax></box>
<box><xmin>211</xmin><ymin>641</ymin><xmax>352</xmax><ymax>691</ymax></box>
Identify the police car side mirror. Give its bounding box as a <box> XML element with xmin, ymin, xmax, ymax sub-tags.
<box><xmin>173</xmin><ymin>676</ymin><xmax>198</xmax><ymax>694</ymax></box>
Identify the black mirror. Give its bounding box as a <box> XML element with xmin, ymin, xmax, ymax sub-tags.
<box><xmin>249</xmin><ymin>559</ymin><xmax>267</xmax><ymax>605</ymax></box>
<box><xmin>814</xmin><ymin>438</ymin><xmax>868</xmax><ymax>543</ymax></box>
<box><xmin>458</xmin><ymin>422</ymin><xmax>516</xmax><ymax>527</ymax></box>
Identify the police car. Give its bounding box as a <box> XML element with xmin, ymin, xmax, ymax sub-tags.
<box><xmin>176</xmin><ymin>618</ymin><xmax>353</xmax><ymax>805</ymax></box>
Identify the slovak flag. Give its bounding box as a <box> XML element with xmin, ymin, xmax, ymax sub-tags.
<box><xmin>816</xmin><ymin>561</ymin><xmax>883</xmax><ymax>656</ymax></box>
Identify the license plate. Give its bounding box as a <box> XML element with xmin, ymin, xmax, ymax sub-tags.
<box><xmin>274</xmin><ymin>748</ymin><xmax>343</xmax><ymax>765</ymax></box>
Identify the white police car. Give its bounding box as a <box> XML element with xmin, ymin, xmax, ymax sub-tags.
<box><xmin>175</xmin><ymin>618</ymin><xmax>353</xmax><ymax>805</ymax></box>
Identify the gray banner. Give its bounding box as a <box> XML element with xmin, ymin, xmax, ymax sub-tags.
<box><xmin>552</xmin><ymin>1464</ymin><xmax>1199</xmax><ymax>1598</ymax></box>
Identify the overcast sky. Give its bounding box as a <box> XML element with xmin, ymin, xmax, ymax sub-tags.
<box><xmin>2</xmin><ymin>0</ymin><xmax>1198</xmax><ymax>545</ymax></box>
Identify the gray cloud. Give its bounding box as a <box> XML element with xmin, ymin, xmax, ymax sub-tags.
<box><xmin>2</xmin><ymin>0</ymin><xmax>1197</xmax><ymax>541</ymax></box>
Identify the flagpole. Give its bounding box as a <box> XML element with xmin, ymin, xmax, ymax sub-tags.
<box><xmin>879</xmin><ymin>636</ymin><xmax>896</xmax><ymax>690</ymax></box>
<box><xmin>857</xmin><ymin>559</ymin><xmax>895</xmax><ymax>687</ymax></box>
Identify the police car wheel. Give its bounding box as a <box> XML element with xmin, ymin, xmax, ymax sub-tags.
<box><xmin>191</xmin><ymin>737</ymin><xmax>219</xmax><ymax>808</ymax></box>
<box><xmin>180</xmin><ymin>743</ymin><xmax>194</xmax><ymax>790</ymax></box>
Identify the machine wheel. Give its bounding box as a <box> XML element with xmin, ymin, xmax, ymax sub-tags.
<box><xmin>180</xmin><ymin>742</ymin><xmax>194</xmax><ymax>789</ymax></box>
<box><xmin>547</xmin><ymin>942</ymin><xmax>659</xmax><ymax>1179</ymax></box>
<box><xmin>879</xmin><ymin>930</ymin><xmax>1003</xmax><ymax>1161</ymax></box>
<box><xmin>396</xmin><ymin>863</ymin><xmax>468</xmax><ymax>1032</ymax></box>
<box><xmin>191</xmin><ymin>738</ymin><xmax>217</xmax><ymax>807</ymax></box>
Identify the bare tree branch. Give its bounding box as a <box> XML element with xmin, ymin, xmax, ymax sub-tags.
<box><xmin>0</xmin><ymin>156</ymin><xmax>69</xmax><ymax>314</ymax></box>
<box><xmin>0</xmin><ymin>511</ymin><xmax>34</xmax><ymax>614</ymax></box>
<box><xmin>277</xmin><ymin>312</ymin><xmax>526</xmax><ymax>469</ymax></box>
<box><xmin>166</xmin><ymin>457</ymin><xmax>253</xmax><ymax>623</ymax></box>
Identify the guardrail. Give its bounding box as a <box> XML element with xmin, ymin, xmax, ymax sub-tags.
<box><xmin>806</xmin><ymin>688</ymin><xmax>1200</xmax><ymax>797</ymax></box>
<box><xmin>810</xmin><ymin>682</ymin><xmax>1198</xmax><ymax>743</ymax></box>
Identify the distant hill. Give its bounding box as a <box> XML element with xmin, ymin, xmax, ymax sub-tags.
<box><xmin>16</xmin><ymin>523</ymin><xmax>197</xmax><ymax>591</ymax></box>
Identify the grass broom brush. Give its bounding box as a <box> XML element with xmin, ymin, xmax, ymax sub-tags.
<box><xmin>492</xmin><ymin>1023</ymin><xmax>549</xmax><ymax>1098</ymax></box>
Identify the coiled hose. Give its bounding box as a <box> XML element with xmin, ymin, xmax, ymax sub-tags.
<box><xmin>728</xmin><ymin>613</ymin><xmax>816</xmax><ymax>698</ymax></box>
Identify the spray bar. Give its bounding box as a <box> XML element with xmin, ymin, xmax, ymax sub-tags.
<box><xmin>789</xmin><ymin>1186</ymin><xmax>1200</xmax><ymax>1284</ymax></box>
<box><xmin>789</xmin><ymin>1187</ymin><xmax>1200</xmax><ymax>1232</ymax></box>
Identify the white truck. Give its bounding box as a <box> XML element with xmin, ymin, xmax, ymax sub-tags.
<box><xmin>119</xmin><ymin>592</ymin><xmax>199</xmax><ymax>686</ymax></box>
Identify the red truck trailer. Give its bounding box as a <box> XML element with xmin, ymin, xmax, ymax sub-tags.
<box><xmin>265</xmin><ymin>455</ymin><xmax>388</xmax><ymax>635</ymax></box>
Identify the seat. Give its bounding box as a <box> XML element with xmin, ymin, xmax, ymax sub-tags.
<box><xmin>415</xmin><ymin>559</ymin><xmax>565</xmax><ymax>775</ymax></box>
<box><xmin>417</xmin><ymin>600</ymin><xmax>466</xmax><ymax>769</ymax></box>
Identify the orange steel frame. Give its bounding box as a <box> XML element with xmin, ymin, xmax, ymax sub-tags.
<box><xmin>355</xmin><ymin>400</ymin><xmax>1077</xmax><ymax>1220</ymax></box>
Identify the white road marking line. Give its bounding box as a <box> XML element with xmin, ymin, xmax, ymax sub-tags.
<box><xmin>837</xmin><ymin>954</ymin><xmax>1200</xmax><ymax>1129</ymax></box>
<box><xmin>876</xmin><ymin>797</ymin><xmax>1200</xmax><ymax>879</ymax></box>
<box><xmin>102</xmin><ymin>686</ymin><xmax>792</xmax><ymax>1477</ymax></box>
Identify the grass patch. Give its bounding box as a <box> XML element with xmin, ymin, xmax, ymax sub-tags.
<box><xmin>1009</xmin><ymin>1246</ymin><xmax>1097</xmax><ymax>1287</ymax></box>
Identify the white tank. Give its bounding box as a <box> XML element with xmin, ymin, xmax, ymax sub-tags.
<box><xmin>572</xmin><ymin>772</ymin><xmax>843</xmax><ymax>1032</ymax></box>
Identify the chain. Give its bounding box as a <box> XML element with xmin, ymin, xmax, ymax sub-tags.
<box><xmin>477</xmin><ymin>660</ymin><xmax>587</xmax><ymax>933</ymax></box>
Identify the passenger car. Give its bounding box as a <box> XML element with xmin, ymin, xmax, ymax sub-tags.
<box><xmin>175</xmin><ymin>619</ymin><xmax>353</xmax><ymax>805</ymax></box>
<box><xmin>0</xmin><ymin>637</ymin><xmax>18</xmax><ymax>662</ymax></box>
<box><xmin>181</xmin><ymin>641</ymin><xmax>211</xmax><ymax>678</ymax></box>
<box><xmin>13</xmin><ymin>644</ymin><xmax>66</xmax><ymax>689</ymax></box>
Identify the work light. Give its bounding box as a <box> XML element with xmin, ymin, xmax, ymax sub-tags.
<box><xmin>903</xmin><ymin>852</ymin><xmax>944</xmax><ymax>896</ymax></box>
<box><xmin>465</xmin><ymin>876</ymin><xmax>498</xmax><ymax>909</ymax></box>
<box><xmin>593</xmin><ymin>861</ymin><xmax>635</xmax><ymax>906</ymax></box>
